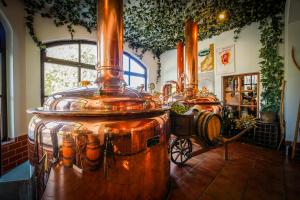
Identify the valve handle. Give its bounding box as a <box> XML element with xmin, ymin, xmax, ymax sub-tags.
<box><xmin>103</xmin><ymin>127</ymin><xmax>115</xmax><ymax>178</ymax></box>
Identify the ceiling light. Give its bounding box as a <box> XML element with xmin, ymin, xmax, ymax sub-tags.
<box><xmin>217</xmin><ymin>10</ymin><xmax>229</xmax><ymax>23</ymax></box>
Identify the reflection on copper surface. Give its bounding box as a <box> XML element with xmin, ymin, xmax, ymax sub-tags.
<box><xmin>122</xmin><ymin>160</ymin><xmax>130</xmax><ymax>170</ymax></box>
<box><xmin>96</xmin><ymin>0</ymin><xmax>124</xmax><ymax>94</ymax></box>
<box><xmin>28</xmin><ymin>113</ymin><xmax>170</xmax><ymax>199</ymax></box>
<box><xmin>27</xmin><ymin>0</ymin><xmax>170</xmax><ymax>199</ymax></box>
<box><xmin>177</xmin><ymin>41</ymin><xmax>184</xmax><ymax>92</ymax></box>
<box><xmin>35</xmin><ymin>135</ymin><xmax>170</xmax><ymax>199</ymax></box>
<box><xmin>185</xmin><ymin>19</ymin><xmax>198</xmax><ymax>92</ymax></box>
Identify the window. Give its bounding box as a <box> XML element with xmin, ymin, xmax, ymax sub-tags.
<box><xmin>123</xmin><ymin>52</ymin><xmax>147</xmax><ymax>89</ymax></box>
<box><xmin>41</xmin><ymin>41</ymin><xmax>147</xmax><ymax>104</ymax></box>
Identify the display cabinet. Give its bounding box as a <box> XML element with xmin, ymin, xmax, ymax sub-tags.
<box><xmin>223</xmin><ymin>73</ymin><xmax>259</xmax><ymax>118</ymax></box>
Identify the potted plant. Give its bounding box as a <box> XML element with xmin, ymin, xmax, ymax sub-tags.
<box><xmin>258</xmin><ymin>17</ymin><xmax>284</xmax><ymax>123</ymax></box>
<box><xmin>235</xmin><ymin>115</ymin><xmax>257</xmax><ymax>142</ymax></box>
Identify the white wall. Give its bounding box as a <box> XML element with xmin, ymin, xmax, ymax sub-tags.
<box><xmin>161</xmin><ymin>23</ymin><xmax>262</xmax><ymax>100</ymax></box>
<box><xmin>2</xmin><ymin>0</ymin><xmax>158</xmax><ymax>137</ymax></box>
<box><xmin>284</xmin><ymin>0</ymin><xmax>300</xmax><ymax>141</ymax></box>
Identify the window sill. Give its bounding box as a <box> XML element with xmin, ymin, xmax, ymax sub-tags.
<box><xmin>1</xmin><ymin>138</ymin><xmax>15</xmax><ymax>145</ymax></box>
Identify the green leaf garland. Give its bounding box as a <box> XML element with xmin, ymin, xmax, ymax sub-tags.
<box><xmin>22</xmin><ymin>0</ymin><xmax>285</xmax><ymax>83</ymax></box>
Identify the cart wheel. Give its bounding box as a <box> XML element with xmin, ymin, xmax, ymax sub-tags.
<box><xmin>170</xmin><ymin>138</ymin><xmax>192</xmax><ymax>165</ymax></box>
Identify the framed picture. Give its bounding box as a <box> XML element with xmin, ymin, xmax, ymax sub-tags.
<box><xmin>198</xmin><ymin>44</ymin><xmax>214</xmax><ymax>72</ymax></box>
<box><xmin>216</xmin><ymin>45</ymin><xmax>235</xmax><ymax>75</ymax></box>
<box><xmin>198</xmin><ymin>71</ymin><xmax>215</xmax><ymax>93</ymax></box>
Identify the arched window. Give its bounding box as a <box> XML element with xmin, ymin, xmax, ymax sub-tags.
<box><xmin>41</xmin><ymin>40</ymin><xmax>147</xmax><ymax>104</ymax></box>
<box><xmin>123</xmin><ymin>52</ymin><xmax>147</xmax><ymax>90</ymax></box>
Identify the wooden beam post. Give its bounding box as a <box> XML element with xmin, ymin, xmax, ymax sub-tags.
<box><xmin>291</xmin><ymin>100</ymin><xmax>300</xmax><ymax>159</ymax></box>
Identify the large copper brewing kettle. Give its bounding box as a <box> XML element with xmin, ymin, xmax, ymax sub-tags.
<box><xmin>27</xmin><ymin>0</ymin><xmax>170</xmax><ymax>199</ymax></box>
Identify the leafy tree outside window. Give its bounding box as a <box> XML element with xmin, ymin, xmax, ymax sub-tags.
<box><xmin>41</xmin><ymin>40</ymin><xmax>147</xmax><ymax>104</ymax></box>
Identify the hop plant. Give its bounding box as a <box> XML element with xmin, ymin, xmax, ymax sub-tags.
<box><xmin>235</xmin><ymin>115</ymin><xmax>257</xmax><ymax>129</ymax></box>
<box><xmin>171</xmin><ymin>102</ymin><xmax>189</xmax><ymax>115</ymax></box>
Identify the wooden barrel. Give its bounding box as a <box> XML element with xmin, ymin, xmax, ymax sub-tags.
<box><xmin>195</xmin><ymin>111</ymin><xmax>222</xmax><ymax>145</ymax></box>
<box><xmin>85</xmin><ymin>134</ymin><xmax>101</xmax><ymax>171</ymax></box>
<box><xmin>62</xmin><ymin>135</ymin><xmax>75</xmax><ymax>167</ymax></box>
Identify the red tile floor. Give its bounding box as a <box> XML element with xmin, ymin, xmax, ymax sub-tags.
<box><xmin>168</xmin><ymin>142</ymin><xmax>300</xmax><ymax>200</ymax></box>
<box><xmin>42</xmin><ymin>142</ymin><xmax>300</xmax><ymax>200</ymax></box>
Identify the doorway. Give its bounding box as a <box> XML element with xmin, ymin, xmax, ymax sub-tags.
<box><xmin>0</xmin><ymin>21</ymin><xmax>8</xmax><ymax>176</ymax></box>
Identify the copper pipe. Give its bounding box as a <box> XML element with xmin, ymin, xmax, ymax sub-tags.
<box><xmin>96</xmin><ymin>0</ymin><xmax>124</xmax><ymax>94</ymax></box>
<box><xmin>185</xmin><ymin>19</ymin><xmax>198</xmax><ymax>92</ymax></box>
<box><xmin>177</xmin><ymin>41</ymin><xmax>184</xmax><ymax>92</ymax></box>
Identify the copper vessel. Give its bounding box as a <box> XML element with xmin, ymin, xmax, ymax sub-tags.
<box><xmin>177</xmin><ymin>41</ymin><xmax>184</xmax><ymax>93</ymax></box>
<box><xmin>184</xmin><ymin>19</ymin><xmax>221</xmax><ymax>113</ymax></box>
<box><xmin>185</xmin><ymin>19</ymin><xmax>198</xmax><ymax>93</ymax></box>
<box><xmin>27</xmin><ymin>0</ymin><xmax>170</xmax><ymax>199</ymax></box>
<box><xmin>162</xmin><ymin>19</ymin><xmax>221</xmax><ymax>114</ymax></box>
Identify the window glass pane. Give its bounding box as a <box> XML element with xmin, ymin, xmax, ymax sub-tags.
<box><xmin>244</xmin><ymin>85</ymin><xmax>252</xmax><ymax>90</ymax></box>
<box><xmin>244</xmin><ymin>76</ymin><xmax>251</xmax><ymax>84</ymax></box>
<box><xmin>81</xmin><ymin>44</ymin><xmax>97</xmax><ymax>65</ymax></box>
<box><xmin>44</xmin><ymin>63</ymin><xmax>79</xmax><ymax>95</ymax></box>
<box><xmin>123</xmin><ymin>55</ymin><xmax>129</xmax><ymax>71</ymax></box>
<box><xmin>124</xmin><ymin>74</ymin><xmax>129</xmax><ymax>86</ymax></box>
<box><xmin>130</xmin><ymin>76</ymin><xmax>145</xmax><ymax>89</ymax></box>
<box><xmin>81</xmin><ymin>68</ymin><xmax>97</xmax><ymax>82</ymax></box>
<box><xmin>130</xmin><ymin>59</ymin><xmax>144</xmax><ymax>74</ymax></box>
<box><xmin>252</xmin><ymin>75</ymin><xmax>257</xmax><ymax>84</ymax></box>
<box><xmin>46</xmin><ymin>44</ymin><xmax>79</xmax><ymax>62</ymax></box>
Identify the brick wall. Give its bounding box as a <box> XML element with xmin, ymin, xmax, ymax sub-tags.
<box><xmin>1</xmin><ymin>135</ymin><xmax>28</xmax><ymax>174</ymax></box>
<box><xmin>28</xmin><ymin>140</ymin><xmax>54</xmax><ymax>167</ymax></box>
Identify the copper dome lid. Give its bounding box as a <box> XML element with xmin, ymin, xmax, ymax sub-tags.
<box><xmin>27</xmin><ymin>86</ymin><xmax>164</xmax><ymax>116</ymax></box>
<box><xmin>28</xmin><ymin>0</ymin><xmax>164</xmax><ymax>116</ymax></box>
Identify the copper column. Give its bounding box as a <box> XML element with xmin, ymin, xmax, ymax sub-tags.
<box><xmin>177</xmin><ymin>41</ymin><xmax>184</xmax><ymax>93</ymax></box>
<box><xmin>96</xmin><ymin>0</ymin><xmax>124</xmax><ymax>94</ymax></box>
<box><xmin>185</xmin><ymin>19</ymin><xmax>198</xmax><ymax>92</ymax></box>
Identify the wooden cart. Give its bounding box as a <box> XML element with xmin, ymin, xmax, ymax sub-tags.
<box><xmin>170</xmin><ymin>111</ymin><xmax>251</xmax><ymax>165</ymax></box>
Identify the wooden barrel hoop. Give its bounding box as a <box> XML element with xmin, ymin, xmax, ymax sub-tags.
<box><xmin>196</xmin><ymin>111</ymin><xmax>222</xmax><ymax>146</ymax></box>
<box><xmin>62</xmin><ymin>136</ymin><xmax>75</xmax><ymax>167</ymax></box>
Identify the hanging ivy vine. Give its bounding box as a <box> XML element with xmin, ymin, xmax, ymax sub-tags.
<box><xmin>156</xmin><ymin>58</ymin><xmax>161</xmax><ymax>84</ymax></box>
<box><xmin>24</xmin><ymin>0</ymin><xmax>96</xmax><ymax>48</ymax></box>
<box><xmin>259</xmin><ymin>15</ymin><xmax>284</xmax><ymax>113</ymax></box>
<box><xmin>23</xmin><ymin>0</ymin><xmax>285</xmax><ymax>83</ymax></box>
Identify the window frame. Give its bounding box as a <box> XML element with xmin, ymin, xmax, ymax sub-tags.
<box><xmin>123</xmin><ymin>51</ymin><xmax>147</xmax><ymax>89</ymax></box>
<box><xmin>41</xmin><ymin>40</ymin><xmax>147</xmax><ymax>105</ymax></box>
<box><xmin>41</xmin><ymin>40</ymin><xmax>96</xmax><ymax>104</ymax></box>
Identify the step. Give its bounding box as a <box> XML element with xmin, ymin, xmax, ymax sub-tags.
<box><xmin>0</xmin><ymin>161</ymin><xmax>35</xmax><ymax>200</ymax></box>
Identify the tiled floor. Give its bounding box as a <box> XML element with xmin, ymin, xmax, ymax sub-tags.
<box><xmin>168</xmin><ymin>142</ymin><xmax>300</xmax><ymax>200</ymax></box>
<box><xmin>42</xmin><ymin>142</ymin><xmax>300</xmax><ymax>200</ymax></box>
